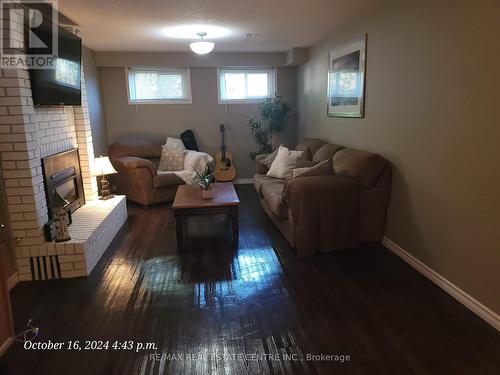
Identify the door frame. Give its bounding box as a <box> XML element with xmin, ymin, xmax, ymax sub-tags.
<box><xmin>0</xmin><ymin>155</ymin><xmax>15</xmax><ymax>356</ymax></box>
<box><xmin>0</xmin><ymin>340</ymin><xmax>14</xmax><ymax>357</ymax></box>
<box><xmin>0</xmin><ymin>234</ymin><xmax>14</xmax><ymax>357</ymax></box>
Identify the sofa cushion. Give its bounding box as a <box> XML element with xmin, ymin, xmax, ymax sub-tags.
<box><xmin>296</xmin><ymin>138</ymin><xmax>326</xmax><ymax>160</ymax></box>
<box><xmin>292</xmin><ymin>159</ymin><xmax>333</xmax><ymax>179</ymax></box>
<box><xmin>260</xmin><ymin>147</ymin><xmax>280</xmax><ymax>169</ymax></box>
<box><xmin>254</xmin><ymin>174</ymin><xmax>282</xmax><ymax>194</ymax></box>
<box><xmin>313</xmin><ymin>143</ymin><xmax>344</xmax><ymax>162</ymax></box>
<box><xmin>153</xmin><ymin>172</ymin><xmax>185</xmax><ymax>188</ymax></box>
<box><xmin>255</xmin><ymin>153</ymin><xmax>270</xmax><ymax>174</ymax></box>
<box><xmin>333</xmin><ymin>148</ymin><xmax>387</xmax><ymax>189</ymax></box>
<box><xmin>261</xmin><ymin>181</ymin><xmax>288</xmax><ymax>219</ymax></box>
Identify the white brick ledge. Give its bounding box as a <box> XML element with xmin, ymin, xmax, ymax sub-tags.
<box><xmin>58</xmin><ymin>195</ymin><xmax>128</xmax><ymax>278</ymax></box>
<box><xmin>19</xmin><ymin>196</ymin><xmax>128</xmax><ymax>280</ymax></box>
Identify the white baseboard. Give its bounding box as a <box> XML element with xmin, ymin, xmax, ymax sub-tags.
<box><xmin>233</xmin><ymin>178</ymin><xmax>253</xmax><ymax>185</ymax></box>
<box><xmin>0</xmin><ymin>337</ymin><xmax>13</xmax><ymax>357</ymax></box>
<box><xmin>7</xmin><ymin>272</ymin><xmax>19</xmax><ymax>291</ymax></box>
<box><xmin>383</xmin><ymin>237</ymin><xmax>499</xmax><ymax>331</ymax></box>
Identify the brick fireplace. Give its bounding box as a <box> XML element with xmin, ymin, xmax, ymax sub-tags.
<box><xmin>0</xmin><ymin>67</ymin><xmax>126</xmax><ymax>282</ymax></box>
<box><xmin>0</xmin><ymin>69</ymin><xmax>127</xmax><ymax>281</ymax></box>
<box><xmin>0</xmin><ymin>9</ymin><xmax>127</xmax><ymax>283</ymax></box>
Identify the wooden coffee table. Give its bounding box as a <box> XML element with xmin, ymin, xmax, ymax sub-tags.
<box><xmin>172</xmin><ymin>182</ymin><xmax>240</xmax><ymax>247</ymax></box>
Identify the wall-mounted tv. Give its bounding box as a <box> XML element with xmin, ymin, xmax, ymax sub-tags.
<box><xmin>29</xmin><ymin>26</ymin><xmax>82</xmax><ymax>106</ymax></box>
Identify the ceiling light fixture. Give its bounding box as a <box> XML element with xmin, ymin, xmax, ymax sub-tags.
<box><xmin>190</xmin><ymin>32</ymin><xmax>215</xmax><ymax>55</ymax></box>
<box><xmin>163</xmin><ymin>25</ymin><xmax>230</xmax><ymax>39</ymax></box>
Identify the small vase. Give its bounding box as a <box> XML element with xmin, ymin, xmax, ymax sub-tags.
<box><xmin>201</xmin><ymin>189</ymin><xmax>214</xmax><ymax>200</ymax></box>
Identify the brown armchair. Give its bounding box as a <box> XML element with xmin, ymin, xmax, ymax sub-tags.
<box><xmin>109</xmin><ymin>139</ymin><xmax>214</xmax><ymax>206</ymax></box>
<box><xmin>109</xmin><ymin>139</ymin><xmax>184</xmax><ymax>205</ymax></box>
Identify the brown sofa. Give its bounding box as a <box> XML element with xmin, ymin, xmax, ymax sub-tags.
<box><xmin>254</xmin><ymin>138</ymin><xmax>391</xmax><ymax>258</ymax></box>
<box><xmin>109</xmin><ymin>139</ymin><xmax>212</xmax><ymax>206</ymax></box>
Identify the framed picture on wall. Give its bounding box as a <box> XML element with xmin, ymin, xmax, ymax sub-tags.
<box><xmin>327</xmin><ymin>34</ymin><xmax>367</xmax><ymax>118</ymax></box>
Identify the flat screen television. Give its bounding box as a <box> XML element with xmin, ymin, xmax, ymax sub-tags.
<box><xmin>29</xmin><ymin>26</ymin><xmax>82</xmax><ymax>106</ymax></box>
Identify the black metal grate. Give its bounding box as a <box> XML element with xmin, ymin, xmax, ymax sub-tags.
<box><xmin>29</xmin><ymin>255</ymin><xmax>61</xmax><ymax>280</ymax></box>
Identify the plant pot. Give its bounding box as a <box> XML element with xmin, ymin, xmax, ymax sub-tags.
<box><xmin>201</xmin><ymin>189</ymin><xmax>214</xmax><ymax>200</ymax></box>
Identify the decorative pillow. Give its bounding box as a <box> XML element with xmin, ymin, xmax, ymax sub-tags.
<box><xmin>164</xmin><ymin>137</ymin><xmax>186</xmax><ymax>152</ymax></box>
<box><xmin>158</xmin><ymin>146</ymin><xmax>185</xmax><ymax>171</ymax></box>
<box><xmin>266</xmin><ymin>146</ymin><xmax>305</xmax><ymax>180</ymax></box>
<box><xmin>260</xmin><ymin>147</ymin><xmax>280</xmax><ymax>169</ymax></box>
<box><xmin>292</xmin><ymin>158</ymin><xmax>333</xmax><ymax>179</ymax></box>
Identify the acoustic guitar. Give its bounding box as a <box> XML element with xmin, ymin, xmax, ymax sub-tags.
<box><xmin>215</xmin><ymin>124</ymin><xmax>236</xmax><ymax>182</ymax></box>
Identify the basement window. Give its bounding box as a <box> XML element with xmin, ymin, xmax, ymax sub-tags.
<box><xmin>126</xmin><ymin>68</ymin><xmax>192</xmax><ymax>104</ymax></box>
<box><xmin>218</xmin><ymin>68</ymin><xmax>276</xmax><ymax>103</ymax></box>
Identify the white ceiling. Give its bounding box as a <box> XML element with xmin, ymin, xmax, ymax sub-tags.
<box><xmin>58</xmin><ymin>0</ymin><xmax>377</xmax><ymax>52</ymax></box>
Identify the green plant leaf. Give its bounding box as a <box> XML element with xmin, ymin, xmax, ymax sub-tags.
<box><xmin>247</xmin><ymin>95</ymin><xmax>289</xmax><ymax>160</ymax></box>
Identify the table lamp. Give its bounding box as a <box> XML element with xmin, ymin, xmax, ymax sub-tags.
<box><xmin>93</xmin><ymin>156</ymin><xmax>118</xmax><ymax>200</ymax></box>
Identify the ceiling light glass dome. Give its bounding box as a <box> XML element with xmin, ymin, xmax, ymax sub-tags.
<box><xmin>189</xmin><ymin>32</ymin><xmax>215</xmax><ymax>54</ymax></box>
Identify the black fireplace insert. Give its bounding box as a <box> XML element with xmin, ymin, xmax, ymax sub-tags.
<box><xmin>42</xmin><ymin>149</ymin><xmax>85</xmax><ymax>217</ymax></box>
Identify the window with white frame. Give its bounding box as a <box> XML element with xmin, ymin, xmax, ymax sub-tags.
<box><xmin>126</xmin><ymin>68</ymin><xmax>192</xmax><ymax>104</ymax></box>
<box><xmin>218</xmin><ymin>68</ymin><xmax>276</xmax><ymax>103</ymax></box>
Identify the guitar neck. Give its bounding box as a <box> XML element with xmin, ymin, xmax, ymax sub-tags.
<box><xmin>220</xmin><ymin>125</ymin><xmax>226</xmax><ymax>159</ymax></box>
<box><xmin>216</xmin><ymin>124</ymin><xmax>236</xmax><ymax>179</ymax></box>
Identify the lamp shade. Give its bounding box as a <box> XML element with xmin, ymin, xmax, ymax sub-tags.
<box><xmin>92</xmin><ymin>156</ymin><xmax>117</xmax><ymax>176</ymax></box>
<box><xmin>190</xmin><ymin>41</ymin><xmax>215</xmax><ymax>54</ymax></box>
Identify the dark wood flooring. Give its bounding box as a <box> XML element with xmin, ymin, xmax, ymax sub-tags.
<box><xmin>1</xmin><ymin>185</ymin><xmax>499</xmax><ymax>375</ymax></box>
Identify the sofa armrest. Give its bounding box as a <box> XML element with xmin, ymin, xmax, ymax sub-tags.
<box><xmin>255</xmin><ymin>153</ymin><xmax>270</xmax><ymax>174</ymax></box>
<box><xmin>113</xmin><ymin>156</ymin><xmax>157</xmax><ymax>176</ymax></box>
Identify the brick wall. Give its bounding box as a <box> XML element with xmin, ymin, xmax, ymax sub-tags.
<box><xmin>0</xmin><ymin>68</ymin><xmax>98</xmax><ymax>281</ymax></box>
<box><xmin>74</xmin><ymin>80</ymin><xmax>98</xmax><ymax>201</ymax></box>
<box><xmin>0</xmin><ymin>7</ymin><xmax>111</xmax><ymax>281</ymax></box>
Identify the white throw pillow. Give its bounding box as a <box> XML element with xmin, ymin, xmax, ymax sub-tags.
<box><xmin>158</xmin><ymin>146</ymin><xmax>185</xmax><ymax>171</ymax></box>
<box><xmin>266</xmin><ymin>146</ymin><xmax>305</xmax><ymax>179</ymax></box>
<box><xmin>164</xmin><ymin>137</ymin><xmax>186</xmax><ymax>152</ymax></box>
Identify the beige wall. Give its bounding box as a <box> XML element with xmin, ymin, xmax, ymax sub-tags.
<box><xmin>82</xmin><ymin>46</ymin><xmax>108</xmax><ymax>156</ymax></box>
<box><xmin>297</xmin><ymin>0</ymin><xmax>500</xmax><ymax>314</ymax></box>
<box><xmin>94</xmin><ymin>51</ymin><xmax>288</xmax><ymax>68</ymax></box>
<box><xmin>99</xmin><ymin>66</ymin><xmax>297</xmax><ymax>179</ymax></box>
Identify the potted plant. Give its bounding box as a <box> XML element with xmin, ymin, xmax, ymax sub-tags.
<box><xmin>247</xmin><ymin>95</ymin><xmax>290</xmax><ymax>160</ymax></box>
<box><xmin>194</xmin><ymin>165</ymin><xmax>218</xmax><ymax>199</ymax></box>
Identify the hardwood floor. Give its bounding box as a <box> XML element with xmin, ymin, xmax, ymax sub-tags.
<box><xmin>0</xmin><ymin>185</ymin><xmax>499</xmax><ymax>374</ymax></box>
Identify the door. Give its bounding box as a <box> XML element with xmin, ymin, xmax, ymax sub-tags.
<box><xmin>0</xmin><ymin>223</ymin><xmax>14</xmax><ymax>355</ymax></box>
